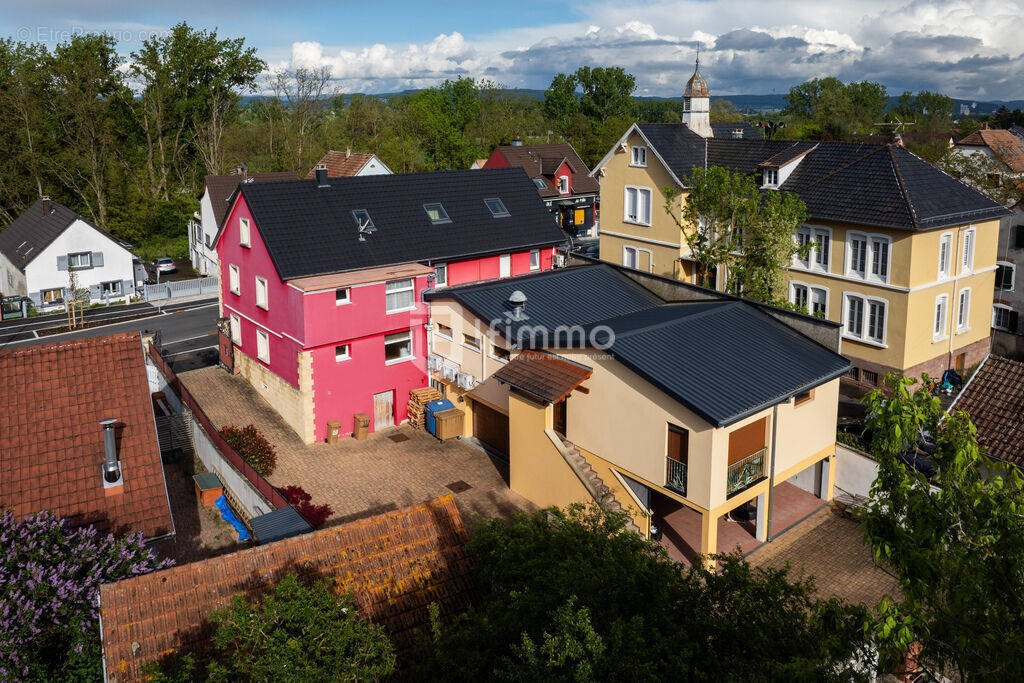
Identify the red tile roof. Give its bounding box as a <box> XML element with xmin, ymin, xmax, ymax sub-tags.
<box><xmin>99</xmin><ymin>496</ymin><xmax>471</xmax><ymax>681</ymax></box>
<box><xmin>952</xmin><ymin>355</ymin><xmax>1024</xmax><ymax>467</ymax></box>
<box><xmin>307</xmin><ymin>150</ymin><xmax>377</xmax><ymax>178</ymax></box>
<box><xmin>0</xmin><ymin>333</ymin><xmax>173</xmax><ymax>539</ymax></box>
<box><xmin>957</xmin><ymin>129</ymin><xmax>1024</xmax><ymax>173</ymax></box>
<box><xmin>493</xmin><ymin>350</ymin><xmax>593</xmax><ymax>404</ymax></box>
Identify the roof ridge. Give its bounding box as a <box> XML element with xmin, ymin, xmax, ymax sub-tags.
<box><xmin>887</xmin><ymin>144</ymin><xmax>921</xmax><ymax>230</ymax></box>
<box><xmin>609</xmin><ymin>300</ymin><xmax>737</xmax><ymax>339</ymax></box>
<box><xmin>799</xmin><ymin>144</ymin><xmax>888</xmax><ymax>192</ymax></box>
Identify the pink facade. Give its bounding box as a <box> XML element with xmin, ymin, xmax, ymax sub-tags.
<box><xmin>218</xmin><ymin>194</ymin><xmax>555</xmax><ymax>443</ymax></box>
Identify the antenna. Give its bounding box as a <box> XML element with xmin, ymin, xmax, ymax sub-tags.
<box><xmin>695</xmin><ymin>41</ymin><xmax>700</xmax><ymax>70</ymax></box>
<box><xmin>874</xmin><ymin>114</ymin><xmax>916</xmax><ymax>139</ymax></box>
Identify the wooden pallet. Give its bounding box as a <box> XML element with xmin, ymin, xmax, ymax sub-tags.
<box><xmin>407</xmin><ymin>387</ymin><xmax>443</xmax><ymax>430</ymax></box>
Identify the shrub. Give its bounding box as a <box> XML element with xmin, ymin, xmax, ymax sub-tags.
<box><xmin>0</xmin><ymin>510</ymin><xmax>173</xmax><ymax>680</ymax></box>
<box><xmin>279</xmin><ymin>485</ymin><xmax>333</xmax><ymax>528</ymax></box>
<box><xmin>221</xmin><ymin>424</ymin><xmax>277</xmax><ymax>476</ymax></box>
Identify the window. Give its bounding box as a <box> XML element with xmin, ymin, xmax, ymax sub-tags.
<box><xmin>791</xmin><ymin>283</ymin><xmax>809</xmax><ymax>310</ymax></box>
<box><xmin>847</xmin><ymin>367</ymin><xmax>860</xmax><ymax>382</ymax></box>
<box><xmin>794</xmin><ymin>226</ymin><xmax>833</xmax><ymax>271</ymax></box>
<box><xmin>557</xmin><ymin>175</ymin><xmax>569</xmax><ymax>194</ymax></box>
<box><xmin>846</xmin><ymin>233</ymin><xmax>890</xmax><ymax>283</ymax></box>
<box><xmin>491</xmin><ymin>344</ymin><xmax>510</xmax><ymax>361</ymax></box>
<box><xmin>463</xmin><ymin>333</ymin><xmax>481</xmax><ymax>351</ymax></box>
<box><xmin>499</xmin><ymin>254</ymin><xmax>511</xmax><ymax>278</ymax></box>
<box><xmin>934</xmin><ymin>295</ymin><xmax>949</xmax><ymax>341</ymax></box>
<box><xmin>533</xmin><ymin>178</ymin><xmax>547</xmax><ymax>190</ymax></box>
<box><xmin>335</xmin><ymin>287</ymin><xmax>350</xmax><ymax>305</ymax></box>
<box><xmin>810</xmin><ymin>287</ymin><xmax>827</xmax><ymax>316</ymax></box>
<box><xmin>961</xmin><ymin>228</ymin><xmax>975</xmax><ymax>273</ymax></box>
<box><xmin>623</xmin><ymin>186</ymin><xmax>652</xmax><ymax>225</ymax></box>
<box><xmin>957</xmin><ymin>288</ymin><xmax>971</xmax><ymax>332</ymax></box>
<box><xmin>846</xmin><ymin>295</ymin><xmax>864</xmax><ymax>337</ymax></box>
<box><xmin>844</xmin><ymin>293</ymin><xmax>887</xmax><ymax>344</ymax></box>
<box><xmin>763</xmin><ymin>168</ymin><xmax>779</xmax><ymax>187</ymax></box>
<box><xmin>794</xmin><ymin>230</ymin><xmax>812</xmax><ymax>269</ymax></box>
<box><xmin>623</xmin><ymin>246</ymin><xmax>639</xmax><ymax>269</ymax></box>
<box><xmin>228</xmin><ymin>264</ymin><xmax>240</xmax><ymax>295</ymax></box>
<box><xmin>848</xmin><ymin>235</ymin><xmax>867</xmax><ymax>277</ymax></box>
<box><xmin>385</xmin><ymin>278</ymin><xmax>415</xmax><ymax>313</ymax></box>
<box><xmin>6</xmin><ymin>271</ymin><xmax>12</xmax><ymax>287</ymax></box>
<box><xmin>993</xmin><ymin>305</ymin><xmax>1013</xmax><ymax>331</ymax></box>
<box><xmin>870</xmin><ymin>238</ymin><xmax>889</xmax><ymax>280</ymax></box>
<box><xmin>230</xmin><ymin>314</ymin><xmax>241</xmax><ymax>345</ymax></box>
<box><xmin>862</xmin><ymin>370</ymin><xmax>879</xmax><ymax>386</ymax></box>
<box><xmin>530</xmin><ymin>249</ymin><xmax>540</xmax><ymax>271</ymax></box>
<box><xmin>433</xmin><ymin>263</ymin><xmax>448</xmax><ymax>287</ymax></box>
<box><xmin>866</xmin><ymin>299</ymin><xmax>886</xmax><ymax>343</ymax></box>
<box><xmin>68</xmin><ymin>252</ymin><xmax>92</xmax><ymax>270</ymax></box>
<box><xmin>100</xmin><ymin>281</ymin><xmax>122</xmax><ymax>296</ymax></box>
<box><xmin>794</xmin><ymin>389</ymin><xmax>813</xmax><ymax>406</ymax></box>
<box><xmin>996</xmin><ymin>262</ymin><xmax>1015</xmax><ymax>291</ymax></box>
<box><xmin>938</xmin><ymin>232</ymin><xmax>953</xmax><ymax>277</ymax></box>
<box><xmin>239</xmin><ymin>217</ymin><xmax>251</xmax><ymax>247</ymax></box>
<box><xmin>630</xmin><ymin>146</ymin><xmax>647</xmax><ymax>167</ymax></box>
<box><xmin>436</xmin><ymin>322</ymin><xmax>453</xmax><ymax>339</ymax></box>
<box><xmin>256</xmin><ymin>329</ymin><xmax>269</xmax><ymax>363</ymax></box>
<box><xmin>335</xmin><ymin>344</ymin><xmax>350</xmax><ymax>361</ymax></box>
<box><xmin>255</xmin><ymin>276</ymin><xmax>268</xmax><ymax>310</ymax></box>
<box><xmin>484</xmin><ymin>198</ymin><xmax>509</xmax><ymax>218</ymax></box>
<box><xmin>424</xmin><ymin>203</ymin><xmax>450</xmax><ymax>224</ymax></box>
<box><xmin>384</xmin><ymin>331</ymin><xmax>413</xmax><ymax>364</ymax></box>
<box><xmin>42</xmin><ymin>288</ymin><xmax>63</xmax><ymax>303</ymax></box>
<box><xmin>352</xmin><ymin>209</ymin><xmax>374</xmax><ymax>231</ymax></box>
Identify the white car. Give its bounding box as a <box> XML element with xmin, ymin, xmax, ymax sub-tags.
<box><xmin>153</xmin><ymin>257</ymin><xmax>177</xmax><ymax>274</ymax></box>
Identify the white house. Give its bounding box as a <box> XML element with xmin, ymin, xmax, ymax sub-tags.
<box><xmin>0</xmin><ymin>197</ymin><xmax>138</xmax><ymax>309</ymax></box>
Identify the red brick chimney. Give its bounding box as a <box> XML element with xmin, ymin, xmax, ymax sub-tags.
<box><xmin>42</xmin><ymin>195</ymin><xmax>51</xmax><ymax>215</ymax></box>
<box><xmin>345</xmin><ymin>147</ymin><xmax>351</xmax><ymax>160</ymax></box>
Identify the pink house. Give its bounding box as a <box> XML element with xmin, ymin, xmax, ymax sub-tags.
<box><xmin>215</xmin><ymin>167</ymin><xmax>566</xmax><ymax>444</ymax></box>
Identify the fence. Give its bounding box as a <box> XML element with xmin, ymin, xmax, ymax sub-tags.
<box><xmin>142</xmin><ymin>276</ymin><xmax>219</xmax><ymax>302</ymax></box>
<box><xmin>147</xmin><ymin>341</ymin><xmax>290</xmax><ymax>510</ymax></box>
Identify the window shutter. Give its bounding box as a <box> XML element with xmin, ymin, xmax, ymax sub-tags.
<box><xmin>1010</xmin><ymin>310</ymin><xmax>1020</xmax><ymax>333</ymax></box>
<box><xmin>89</xmin><ymin>283</ymin><xmax>101</xmax><ymax>298</ymax></box>
<box><xmin>57</xmin><ymin>255</ymin><xmax>68</xmax><ymax>271</ymax></box>
<box><xmin>91</xmin><ymin>251</ymin><xmax>103</xmax><ymax>267</ymax></box>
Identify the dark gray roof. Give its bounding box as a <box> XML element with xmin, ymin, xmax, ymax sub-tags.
<box><xmin>425</xmin><ymin>263</ymin><xmax>664</xmax><ymax>339</ymax></box>
<box><xmin>635</xmin><ymin>122</ymin><xmax>1009</xmax><ymax>231</ymax></box>
<box><xmin>0</xmin><ymin>199</ymin><xmax>125</xmax><ymax>270</ymax></box>
<box><xmin>583</xmin><ymin>301</ymin><xmax>850</xmax><ymax>427</ymax></box>
<box><xmin>234</xmin><ymin>168</ymin><xmax>568</xmax><ymax>280</ymax></box>
<box><xmin>249</xmin><ymin>506</ymin><xmax>312</xmax><ymax>544</ymax></box>
<box><xmin>204</xmin><ymin>171</ymin><xmax>300</xmax><ymax>228</ymax></box>
<box><xmin>710</xmin><ymin>123</ymin><xmax>763</xmax><ymax>140</ymax></box>
<box><xmin>1011</xmin><ymin>125</ymin><xmax>1024</xmax><ymax>143</ymax></box>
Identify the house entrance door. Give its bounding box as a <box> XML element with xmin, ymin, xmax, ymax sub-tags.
<box><xmin>553</xmin><ymin>399</ymin><xmax>567</xmax><ymax>437</ymax></box>
<box><xmin>373</xmin><ymin>390</ymin><xmax>395</xmax><ymax>430</ymax></box>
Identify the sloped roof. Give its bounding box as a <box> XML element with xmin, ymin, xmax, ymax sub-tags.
<box><xmin>0</xmin><ymin>333</ymin><xmax>173</xmax><ymax>539</ymax></box>
<box><xmin>203</xmin><ymin>171</ymin><xmax>300</xmax><ymax>229</ymax></box>
<box><xmin>710</xmin><ymin>123</ymin><xmax>763</xmax><ymax>140</ymax></box>
<box><xmin>99</xmin><ymin>496</ymin><xmax>471</xmax><ymax>681</ymax></box>
<box><xmin>493</xmin><ymin>350</ymin><xmax>592</xmax><ymax>404</ymax></box>
<box><xmin>956</xmin><ymin>129</ymin><xmax>1024</xmax><ymax>173</ymax></box>
<box><xmin>683</xmin><ymin>67</ymin><xmax>709</xmax><ymax>98</ymax></box>
<box><xmin>633</xmin><ymin>122</ymin><xmax>1008</xmax><ymax>231</ymax></box>
<box><xmin>306</xmin><ymin>150</ymin><xmax>378</xmax><ymax>178</ymax></box>
<box><xmin>492</xmin><ymin>143</ymin><xmax>600</xmax><ymax>195</ymax></box>
<box><xmin>0</xmin><ymin>199</ymin><xmax>127</xmax><ymax>270</ymax></box>
<box><xmin>234</xmin><ymin>168</ymin><xmax>568</xmax><ymax>281</ymax></box>
<box><xmin>951</xmin><ymin>355</ymin><xmax>1024</xmax><ymax>467</ymax></box>
<box><xmin>1010</xmin><ymin>125</ymin><xmax>1024</xmax><ymax>143</ymax></box>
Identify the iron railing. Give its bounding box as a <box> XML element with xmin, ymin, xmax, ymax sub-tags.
<box><xmin>726</xmin><ymin>447</ymin><xmax>767</xmax><ymax>496</ymax></box>
<box><xmin>666</xmin><ymin>457</ymin><xmax>688</xmax><ymax>495</ymax></box>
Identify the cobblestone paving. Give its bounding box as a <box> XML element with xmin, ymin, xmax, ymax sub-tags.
<box><xmin>178</xmin><ymin>366</ymin><xmax>534</xmax><ymax>526</ymax></box>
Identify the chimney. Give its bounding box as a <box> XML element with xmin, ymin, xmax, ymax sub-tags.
<box><xmin>42</xmin><ymin>195</ymin><xmax>51</xmax><ymax>215</ymax></box>
<box><xmin>508</xmin><ymin>290</ymin><xmax>527</xmax><ymax>321</ymax></box>
<box><xmin>100</xmin><ymin>418</ymin><xmax>123</xmax><ymax>491</ymax></box>
<box><xmin>345</xmin><ymin>147</ymin><xmax>351</xmax><ymax>159</ymax></box>
<box><xmin>235</xmin><ymin>165</ymin><xmax>249</xmax><ymax>176</ymax></box>
<box><xmin>315</xmin><ymin>163</ymin><xmax>330</xmax><ymax>188</ymax></box>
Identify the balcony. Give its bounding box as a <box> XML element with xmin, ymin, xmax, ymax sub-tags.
<box><xmin>666</xmin><ymin>457</ymin><xmax>687</xmax><ymax>495</ymax></box>
<box><xmin>726</xmin><ymin>447</ymin><xmax>767</xmax><ymax>496</ymax></box>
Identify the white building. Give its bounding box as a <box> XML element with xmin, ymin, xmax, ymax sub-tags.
<box><xmin>0</xmin><ymin>198</ymin><xmax>138</xmax><ymax>309</ymax></box>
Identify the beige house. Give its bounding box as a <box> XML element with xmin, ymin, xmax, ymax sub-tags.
<box><xmin>425</xmin><ymin>264</ymin><xmax>848</xmax><ymax>567</ymax></box>
<box><xmin>591</xmin><ymin>62</ymin><xmax>1009</xmax><ymax>388</ymax></box>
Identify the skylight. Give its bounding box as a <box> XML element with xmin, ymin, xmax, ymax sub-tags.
<box><xmin>352</xmin><ymin>209</ymin><xmax>374</xmax><ymax>231</ymax></box>
<box><xmin>532</xmin><ymin>178</ymin><xmax>547</xmax><ymax>190</ymax></box>
<box><xmin>423</xmin><ymin>203</ymin><xmax>451</xmax><ymax>224</ymax></box>
<box><xmin>484</xmin><ymin>198</ymin><xmax>510</xmax><ymax>218</ymax></box>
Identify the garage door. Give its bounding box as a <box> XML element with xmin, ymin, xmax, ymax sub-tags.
<box><xmin>473</xmin><ymin>402</ymin><xmax>509</xmax><ymax>455</ymax></box>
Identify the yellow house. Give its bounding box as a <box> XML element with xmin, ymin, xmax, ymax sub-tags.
<box><xmin>425</xmin><ymin>264</ymin><xmax>849</xmax><ymax>568</ymax></box>
<box><xmin>591</xmin><ymin>62</ymin><xmax>1009</xmax><ymax>388</ymax></box>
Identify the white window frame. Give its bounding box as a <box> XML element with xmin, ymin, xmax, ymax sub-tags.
<box><xmin>956</xmin><ymin>287</ymin><xmax>971</xmax><ymax>333</ymax></box>
<box><xmin>530</xmin><ymin>249</ymin><xmax>540</xmax><ymax>271</ymax></box>
<box><xmin>961</xmin><ymin>227</ymin><xmax>976</xmax><ymax>274</ymax></box>
<box><xmin>462</xmin><ymin>333</ymin><xmax>481</xmax><ymax>352</ymax></box>
<box><xmin>499</xmin><ymin>254</ymin><xmax>511</xmax><ymax>278</ymax></box>
<box><xmin>489</xmin><ymin>343</ymin><xmax>510</xmax><ymax>363</ymax></box>
<box><xmin>790</xmin><ymin>282</ymin><xmax>809</xmax><ymax>311</ymax></box>
<box><xmin>384</xmin><ymin>330</ymin><xmax>414</xmax><ymax>365</ymax></box>
<box><xmin>996</xmin><ymin>261</ymin><xmax>1015</xmax><ymax>292</ymax></box>
<box><xmin>937</xmin><ymin>232</ymin><xmax>953</xmax><ymax>279</ymax></box>
<box><xmin>933</xmin><ymin>294</ymin><xmax>949</xmax><ymax>342</ymax></box>
<box><xmin>763</xmin><ymin>168</ymin><xmax>779</xmax><ymax>187</ymax></box>
<box><xmin>256</xmin><ymin>328</ymin><xmax>269</xmax><ymax>363</ymax></box>
<box><xmin>435</xmin><ymin>322</ymin><xmax>453</xmax><ymax>340</ymax></box>
<box><xmin>239</xmin><ymin>217</ymin><xmax>251</xmax><ymax>248</ymax></box>
<box><xmin>792</xmin><ymin>225</ymin><xmax>832</xmax><ymax>273</ymax></box>
<box><xmin>557</xmin><ymin>175</ymin><xmax>569</xmax><ymax>194</ymax></box>
<box><xmin>630</xmin><ymin>146</ymin><xmax>647</xmax><ymax>167</ymax></box>
<box><xmin>335</xmin><ymin>287</ymin><xmax>350</xmax><ymax>305</ymax></box>
<box><xmin>255</xmin><ymin>276</ymin><xmax>268</xmax><ymax>310</ymax></box>
<box><xmin>845</xmin><ymin>232</ymin><xmax>891</xmax><ymax>284</ymax></box>
<box><xmin>623</xmin><ymin>185</ymin><xmax>652</xmax><ymax>226</ymax></box>
<box><xmin>384</xmin><ymin>278</ymin><xmax>415</xmax><ymax>314</ymax></box>
<box><xmin>810</xmin><ymin>286</ymin><xmax>828</xmax><ymax>317</ymax></box>
<box><xmin>100</xmin><ymin>280</ymin><xmax>122</xmax><ymax>296</ymax></box>
<box><xmin>335</xmin><ymin>344</ymin><xmax>351</xmax><ymax>362</ymax></box>
<box><xmin>843</xmin><ymin>292</ymin><xmax>888</xmax><ymax>346</ymax></box>
<box><xmin>68</xmin><ymin>252</ymin><xmax>92</xmax><ymax>270</ymax></box>
<box><xmin>992</xmin><ymin>303</ymin><xmax>1014</xmax><ymax>331</ymax></box>
<box><xmin>228</xmin><ymin>264</ymin><xmax>240</xmax><ymax>295</ymax></box>
<box><xmin>434</xmin><ymin>263</ymin><xmax>448</xmax><ymax>287</ymax></box>
<box><xmin>230</xmin><ymin>314</ymin><xmax>241</xmax><ymax>345</ymax></box>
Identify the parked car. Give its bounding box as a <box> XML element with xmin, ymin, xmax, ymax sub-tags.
<box><xmin>153</xmin><ymin>257</ymin><xmax>177</xmax><ymax>274</ymax></box>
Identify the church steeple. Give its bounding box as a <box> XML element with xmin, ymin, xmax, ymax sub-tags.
<box><xmin>682</xmin><ymin>45</ymin><xmax>712</xmax><ymax>137</ymax></box>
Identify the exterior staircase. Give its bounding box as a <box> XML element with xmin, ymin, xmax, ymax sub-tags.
<box><xmin>560</xmin><ymin>437</ymin><xmax>642</xmax><ymax>534</ymax></box>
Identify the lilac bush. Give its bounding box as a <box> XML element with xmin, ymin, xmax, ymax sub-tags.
<box><xmin>0</xmin><ymin>510</ymin><xmax>173</xmax><ymax>681</ymax></box>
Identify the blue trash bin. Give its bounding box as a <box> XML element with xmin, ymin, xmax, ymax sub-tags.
<box><xmin>424</xmin><ymin>398</ymin><xmax>455</xmax><ymax>435</ymax></box>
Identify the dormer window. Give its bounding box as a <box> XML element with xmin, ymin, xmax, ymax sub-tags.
<box><xmin>484</xmin><ymin>198</ymin><xmax>509</xmax><ymax>218</ymax></box>
<box><xmin>630</xmin><ymin>146</ymin><xmax>647</xmax><ymax>167</ymax></box>
<box><xmin>557</xmin><ymin>176</ymin><xmax>569</xmax><ymax>194</ymax></box>
<box><xmin>424</xmin><ymin>203</ymin><xmax>450</xmax><ymax>224</ymax></box>
<box><xmin>352</xmin><ymin>209</ymin><xmax>373</xmax><ymax>231</ymax></box>
<box><xmin>763</xmin><ymin>168</ymin><xmax>779</xmax><ymax>187</ymax></box>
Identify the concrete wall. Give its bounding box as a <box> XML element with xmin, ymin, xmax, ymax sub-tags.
<box><xmin>0</xmin><ymin>250</ymin><xmax>26</xmax><ymax>297</ymax></box>
<box><xmin>190</xmin><ymin>417</ymin><xmax>274</xmax><ymax>520</ymax></box>
<box><xmin>993</xmin><ymin>329</ymin><xmax>1024</xmax><ymax>361</ymax></box>
<box><xmin>834</xmin><ymin>443</ymin><xmax>879</xmax><ymax>500</ymax></box>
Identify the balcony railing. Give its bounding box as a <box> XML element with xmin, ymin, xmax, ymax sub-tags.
<box><xmin>726</xmin><ymin>447</ymin><xmax>767</xmax><ymax>496</ymax></box>
<box><xmin>666</xmin><ymin>457</ymin><xmax>687</xmax><ymax>495</ymax></box>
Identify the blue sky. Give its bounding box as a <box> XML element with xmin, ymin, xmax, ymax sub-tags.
<box><xmin>1</xmin><ymin>0</ymin><xmax>1022</xmax><ymax>100</ymax></box>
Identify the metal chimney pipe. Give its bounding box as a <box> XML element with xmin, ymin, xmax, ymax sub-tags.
<box><xmin>100</xmin><ymin>418</ymin><xmax>120</xmax><ymax>484</ymax></box>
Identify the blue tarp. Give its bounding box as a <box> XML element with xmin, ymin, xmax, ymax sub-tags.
<box><xmin>215</xmin><ymin>495</ymin><xmax>250</xmax><ymax>541</ymax></box>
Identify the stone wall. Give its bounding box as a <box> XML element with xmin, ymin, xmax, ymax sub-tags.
<box><xmin>235</xmin><ymin>351</ymin><xmax>316</xmax><ymax>444</ymax></box>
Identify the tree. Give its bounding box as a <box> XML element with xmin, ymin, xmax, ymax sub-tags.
<box><xmin>0</xmin><ymin>511</ymin><xmax>172</xmax><ymax>680</ymax></box>
<box><xmin>405</xmin><ymin>504</ymin><xmax>871</xmax><ymax>680</ymax></box>
<box><xmin>783</xmin><ymin>78</ymin><xmax>888</xmax><ymax>139</ymax></box>
<box><xmin>860</xmin><ymin>374</ymin><xmax>1024</xmax><ymax>680</ymax></box>
<box><xmin>543</xmin><ymin>72</ymin><xmax>581</xmax><ymax>134</ymax></box>
<box><xmin>574</xmin><ymin>66</ymin><xmax>636</xmax><ymax>123</ymax></box>
<box><xmin>710</xmin><ymin>98</ymin><xmax>744</xmax><ymax>123</ymax></box>
<box><xmin>271</xmin><ymin>65</ymin><xmax>336</xmax><ymax>173</ymax></box>
<box><xmin>939</xmin><ymin>149</ymin><xmax>1024</xmax><ymax>207</ymax></box>
<box><xmin>0</xmin><ymin>40</ymin><xmax>51</xmax><ymax>220</ymax></box>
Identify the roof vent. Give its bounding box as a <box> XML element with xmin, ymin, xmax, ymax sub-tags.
<box><xmin>508</xmin><ymin>290</ymin><xmax>527</xmax><ymax>321</ymax></box>
<box><xmin>100</xmin><ymin>418</ymin><xmax>122</xmax><ymax>489</ymax></box>
<box><xmin>315</xmin><ymin>163</ymin><xmax>329</xmax><ymax>188</ymax></box>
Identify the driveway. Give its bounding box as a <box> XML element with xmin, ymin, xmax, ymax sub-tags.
<box><xmin>177</xmin><ymin>366</ymin><xmax>534</xmax><ymax>525</ymax></box>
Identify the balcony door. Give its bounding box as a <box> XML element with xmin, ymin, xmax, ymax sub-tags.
<box><xmin>666</xmin><ymin>424</ymin><xmax>688</xmax><ymax>494</ymax></box>
<box><xmin>727</xmin><ymin>417</ymin><xmax>767</xmax><ymax>496</ymax></box>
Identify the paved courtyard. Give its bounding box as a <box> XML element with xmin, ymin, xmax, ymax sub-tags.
<box><xmin>177</xmin><ymin>366</ymin><xmax>534</xmax><ymax>526</ymax></box>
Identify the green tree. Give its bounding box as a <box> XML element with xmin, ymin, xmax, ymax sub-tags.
<box><xmin>574</xmin><ymin>66</ymin><xmax>636</xmax><ymax>123</ymax></box>
<box><xmin>0</xmin><ymin>40</ymin><xmax>51</xmax><ymax>220</ymax></box>
<box><xmin>542</xmin><ymin>72</ymin><xmax>581</xmax><ymax>134</ymax></box>
<box><xmin>784</xmin><ymin>77</ymin><xmax>888</xmax><ymax>138</ymax></box>
<box><xmin>861</xmin><ymin>374</ymin><xmax>1024</xmax><ymax>679</ymax></box>
<box><xmin>939</xmin><ymin>148</ymin><xmax>1023</xmax><ymax>207</ymax></box>
<box><xmin>710</xmin><ymin>98</ymin><xmax>744</xmax><ymax>123</ymax></box>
